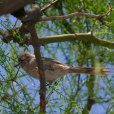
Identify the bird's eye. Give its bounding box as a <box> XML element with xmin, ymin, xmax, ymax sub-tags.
<box><xmin>18</xmin><ymin>58</ymin><xmax>25</xmax><ymax>62</ymax></box>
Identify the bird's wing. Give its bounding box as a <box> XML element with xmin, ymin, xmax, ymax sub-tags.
<box><xmin>42</xmin><ymin>57</ymin><xmax>65</xmax><ymax>65</ymax></box>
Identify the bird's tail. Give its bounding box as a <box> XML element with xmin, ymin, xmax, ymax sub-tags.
<box><xmin>68</xmin><ymin>66</ymin><xmax>114</xmax><ymax>76</ymax></box>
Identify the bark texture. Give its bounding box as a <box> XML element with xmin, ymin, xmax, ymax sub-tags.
<box><xmin>0</xmin><ymin>0</ymin><xmax>34</xmax><ymax>16</ymax></box>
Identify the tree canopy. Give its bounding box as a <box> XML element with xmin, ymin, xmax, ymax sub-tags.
<box><xmin>0</xmin><ymin>0</ymin><xmax>114</xmax><ymax>114</ymax></box>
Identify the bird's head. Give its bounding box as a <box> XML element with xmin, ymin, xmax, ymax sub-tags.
<box><xmin>16</xmin><ymin>52</ymin><xmax>34</xmax><ymax>67</ymax></box>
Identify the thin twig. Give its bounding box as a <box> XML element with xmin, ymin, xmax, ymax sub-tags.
<box><xmin>41</xmin><ymin>0</ymin><xmax>59</xmax><ymax>12</ymax></box>
<box><xmin>102</xmin><ymin>3</ymin><xmax>112</xmax><ymax>17</ymax></box>
<box><xmin>0</xmin><ymin>66</ymin><xmax>20</xmax><ymax>83</ymax></box>
<box><xmin>35</xmin><ymin>3</ymin><xmax>112</xmax><ymax>24</ymax></box>
<box><xmin>36</xmin><ymin>11</ymin><xmax>100</xmax><ymax>22</ymax></box>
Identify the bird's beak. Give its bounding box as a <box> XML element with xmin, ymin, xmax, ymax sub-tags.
<box><xmin>14</xmin><ymin>62</ymin><xmax>21</xmax><ymax>67</ymax></box>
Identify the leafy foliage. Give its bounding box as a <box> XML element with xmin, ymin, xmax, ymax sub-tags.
<box><xmin>0</xmin><ymin>0</ymin><xmax>114</xmax><ymax>113</ymax></box>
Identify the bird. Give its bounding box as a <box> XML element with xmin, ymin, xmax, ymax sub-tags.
<box><xmin>16</xmin><ymin>52</ymin><xmax>111</xmax><ymax>82</ymax></box>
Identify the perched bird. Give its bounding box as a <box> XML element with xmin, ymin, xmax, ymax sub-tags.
<box><xmin>17</xmin><ymin>52</ymin><xmax>111</xmax><ymax>82</ymax></box>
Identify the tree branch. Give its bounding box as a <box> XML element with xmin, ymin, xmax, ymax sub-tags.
<box><xmin>41</xmin><ymin>0</ymin><xmax>59</xmax><ymax>12</ymax></box>
<box><xmin>26</xmin><ymin>3</ymin><xmax>112</xmax><ymax>25</ymax></box>
<box><xmin>23</xmin><ymin>3</ymin><xmax>46</xmax><ymax>113</ymax></box>
<box><xmin>35</xmin><ymin>11</ymin><xmax>100</xmax><ymax>22</ymax></box>
<box><xmin>39</xmin><ymin>33</ymin><xmax>114</xmax><ymax>49</ymax></box>
<box><xmin>1</xmin><ymin>30</ymin><xmax>114</xmax><ymax>49</ymax></box>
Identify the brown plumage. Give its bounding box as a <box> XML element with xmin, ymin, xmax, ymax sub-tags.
<box><xmin>16</xmin><ymin>52</ymin><xmax>112</xmax><ymax>81</ymax></box>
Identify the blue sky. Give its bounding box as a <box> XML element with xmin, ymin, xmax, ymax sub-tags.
<box><xmin>0</xmin><ymin>14</ymin><xmax>114</xmax><ymax>114</ymax></box>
